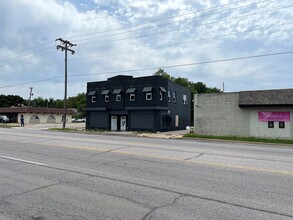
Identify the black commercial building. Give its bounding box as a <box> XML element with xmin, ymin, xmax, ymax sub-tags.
<box><xmin>86</xmin><ymin>75</ymin><xmax>191</xmax><ymax>131</ymax></box>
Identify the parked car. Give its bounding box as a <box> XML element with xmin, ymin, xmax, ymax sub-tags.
<box><xmin>71</xmin><ymin>118</ymin><xmax>78</xmax><ymax>123</ymax></box>
<box><xmin>77</xmin><ymin>118</ymin><xmax>86</xmax><ymax>123</ymax></box>
<box><xmin>71</xmin><ymin>118</ymin><xmax>86</xmax><ymax>123</ymax></box>
<box><xmin>0</xmin><ymin>115</ymin><xmax>10</xmax><ymax>123</ymax></box>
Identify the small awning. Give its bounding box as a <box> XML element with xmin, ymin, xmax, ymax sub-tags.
<box><xmin>143</xmin><ymin>87</ymin><xmax>153</xmax><ymax>92</ymax></box>
<box><xmin>159</xmin><ymin>87</ymin><xmax>167</xmax><ymax>93</ymax></box>
<box><xmin>87</xmin><ymin>91</ymin><xmax>96</xmax><ymax>96</ymax></box>
<box><xmin>113</xmin><ymin>89</ymin><xmax>122</xmax><ymax>94</ymax></box>
<box><xmin>101</xmin><ymin>90</ymin><xmax>110</xmax><ymax>95</ymax></box>
<box><xmin>126</xmin><ymin>88</ymin><xmax>136</xmax><ymax>93</ymax></box>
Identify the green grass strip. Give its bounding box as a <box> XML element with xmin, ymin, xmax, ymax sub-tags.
<box><xmin>0</xmin><ymin>124</ymin><xmax>19</xmax><ymax>128</ymax></box>
<box><xmin>184</xmin><ymin>133</ymin><xmax>293</xmax><ymax>145</ymax></box>
<box><xmin>48</xmin><ymin>128</ymin><xmax>77</xmax><ymax>132</ymax></box>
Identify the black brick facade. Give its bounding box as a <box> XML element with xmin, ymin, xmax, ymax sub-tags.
<box><xmin>86</xmin><ymin>75</ymin><xmax>191</xmax><ymax>131</ymax></box>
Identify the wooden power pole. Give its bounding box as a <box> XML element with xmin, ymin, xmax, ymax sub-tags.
<box><xmin>56</xmin><ymin>38</ymin><xmax>76</xmax><ymax>129</ymax></box>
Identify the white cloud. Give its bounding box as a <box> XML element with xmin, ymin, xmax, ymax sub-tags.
<box><xmin>0</xmin><ymin>0</ymin><xmax>292</xmax><ymax>99</ymax></box>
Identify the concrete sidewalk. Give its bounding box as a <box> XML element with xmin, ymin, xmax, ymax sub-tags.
<box><xmin>12</xmin><ymin>123</ymin><xmax>190</xmax><ymax>139</ymax></box>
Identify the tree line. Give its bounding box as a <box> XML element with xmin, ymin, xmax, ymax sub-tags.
<box><xmin>153</xmin><ymin>68</ymin><xmax>221</xmax><ymax>94</ymax></box>
<box><xmin>0</xmin><ymin>93</ymin><xmax>86</xmax><ymax>119</ymax></box>
<box><xmin>153</xmin><ymin>69</ymin><xmax>221</xmax><ymax>123</ymax></box>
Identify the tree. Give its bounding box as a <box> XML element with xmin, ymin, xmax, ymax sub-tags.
<box><xmin>190</xmin><ymin>82</ymin><xmax>221</xmax><ymax>94</ymax></box>
<box><xmin>153</xmin><ymin>69</ymin><xmax>221</xmax><ymax>94</ymax></box>
<box><xmin>0</xmin><ymin>95</ymin><xmax>25</xmax><ymax>107</ymax></box>
<box><xmin>153</xmin><ymin>69</ymin><xmax>221</xmax><ymax>125</ymax></box>
<box><xmin>67</xmin><ymin>93</ymin><xmax>86</xmax><ymax>118</ymax></box>
<box><xmin>153</xmin><ymin>68</ymin><xmax>175</xmax><ymax>81</ymax></box>
<box><xmin>174</xmin><ymin>77</ymin><xmax>190</xmax><ymax>88</ymax></box>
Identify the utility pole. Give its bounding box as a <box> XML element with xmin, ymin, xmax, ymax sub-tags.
<box><xmin>222</xmin><ymin>82</ymin><xmax>225</xmax><ymax>93</ymax></box>
<box><xmin>26</xmin><ymin>87</ymin><xmax>33</xmax><ymax>112</ymax></box>
<box><xmin>27</xmin><ymin>87</ymin><xmax>33</xmax><ymax>107</ymax></box>
<box><xmin>56</xmin><ymin>38</ymin><xmax>76</xmax><ymax>129</ymax></box>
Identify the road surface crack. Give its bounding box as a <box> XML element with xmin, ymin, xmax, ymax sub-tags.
<box><xmin>0</xmin><ymin>183</ymin><xmax>60</xmax><ymax>199</ymax></box>
<box><xmin>87</xmin><ymin>146</ymin><xmax>131</xmax><ymax>158</ymax></box>
<box><xmin>184</xmin><ymin>153</ymin><xmax>205</xmax><ymax>161</ymax></box>
<box><xmin>142</xmin><ymin>194</ymin><xmax>185</xmax><ymax>220</ymax></box>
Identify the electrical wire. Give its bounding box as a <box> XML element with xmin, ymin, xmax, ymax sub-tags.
<box><xmin>1</xmin><ymin>50</ymin><xmax>292</xmax><ymax>89</ymax></box>
<box><xmin>0</xmin><ymin>0</ymin><xmax>278</xmax><ymax>64</ymax></box>
<box><xmin>71</xmin><ymin>22</ymin><xmax>293</xmax><ymax>61</ymax></box>
<box><xmin>0</xmin><ymin>61</ymin><xmax>64</xmax><ymax>76</ymax></box>
<box><xmin>0</xmin><ymin>0</ymin><xmax>290</xmax><ymax>86</ymax></box>
<box><xmin>69</xmin><ymin>51</ymin><xmax>293</xmax><ymax>77</ymax></box>
<box><xmin>0</xmin><ymin>0</ymin><xmax>256</xmax><ymax>62</ymax></box>
<box><xmin>66</xmin><ymin>0</ymin><xmax>270</xmax><ymax>40</ymax></box>
<box><xmin>4</xmin><ymin>20</ymin><xmax>290</xmax><ymax>76</ymax></box>
<box><xmin>0</xmin><ymin>41</ymin><xmax>55</xmax><ymax>62</ymax></box>
<box><xmin>0</xmin><ymin>76</ymin><xmax>64</xmax><ymax>89</ymax></box>
<box><xmin>73</xmin><ymin>0</ymin><xmax>273</xmax><ymax>43</ymax></box>
<box><xmin>1</xmin><ymin>2</ymin><xmax>287</xmax><ymax>66</ymax></box>
<box><xmin>0</xmin><ymin>50</ymin><xmax>58</xmax><ymax>68</ymax></box>
<box><xmin>207</xmin><ymin>68</ymin><xmax>293</xmax><ymax>81</ymax></box>
<box><xmin>78</xmin><ymin>4</ymin><xmax>293</xmax><ymax>46</ymax></box>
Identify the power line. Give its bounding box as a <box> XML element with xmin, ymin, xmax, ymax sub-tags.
<box><xmin>4</xmin><ymin>20</ymin><xmax>290</xmax><ymax>77</ymax></box>
<box><xmin>71</xmin><ymin>22</ymin><xmax>293</xmax><ymax>61</ymax></box>
<box><xmin>0</xmin><ymin>61</ymin><xmax>64</xmax><ymax>76</ymax></box>
<box><xmin>2</xmin><ymin>19</ymin><xmax>291</xmax><ymax>79</ymax></box>
<box><xmin>0</xmin><ymin>41</ymin><xmax>54</xmax><ymax>62</ymax></box>
<box><xmin>2</xmin><ymin>6</ymin><xmax>290</xmax><ymax>76</ymax></box>
<box><xmin>78</xmin><ymin>4</ymin><xmax>292</xmax><ymax>46</ymax></box>
<box><xmin>73</xmin><ymin>0</ymin><xmax>273</xmax><ymax>43</ymax></box>
<box><xmin>0</xmin><ymin>0</ymin><xmax>254</xmax><ymax>62</ymax></box>
<box><xmin>66</xmin><ymin>0</ymin><xmax>269</xmax><ymax>40</ymax></box>
<box><xmin>69</xmin><ymin>51</ymin><xmax>293</xmax><ymax>77</ymax></box>
<box><xmin>3</xmin><ymin>21</ymin><xmax>290</xmax><ymax>77</ymax></box>
<box><xmin>0</xmin><ymin>0</ymin><xmax>278</xmax><ymax>64</ymax></box>
<box><xmin>207</xmin><ymin>68</ymin><xmax>293</xmax><ymax>81</ymax></box>
<box><xmin>0</xmin><ymin>50</ymin><xmax>58</xmax><ymax>68</ymax></box>
<box><xmin>1</xmin><ymin>50</ymin><xmax>291</xmax><ymax>89</ymax></box>
<box><xmin>0</xmin><ymin>76</ymin><xmax>64</xmax><ymax>88</ymax></box>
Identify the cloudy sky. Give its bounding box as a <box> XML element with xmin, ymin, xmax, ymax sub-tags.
<box><xmin>0</xmin><ymin>0</ymin><xmax>292</xmax><ymax>99</ymax></box>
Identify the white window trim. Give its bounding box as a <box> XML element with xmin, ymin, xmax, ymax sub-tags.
<box><xmin>173</xmin><ymin>92</ymin><xmax>176</xmax><ymax>103</ymax></box>
<box><xmin>159</xmin><ymin>91</ymin><xmax>163</xmax><ymax>101</ymax></box>
<box><xmin>146</xmin><ymin>92</ymin><xmax>152</xmax><ymax>100</ymax></box>
<box><xmin>183</xmin><ymin>94</ymin><xmax>187</xmax><ymax>105</ymax></box>
<box><xmin>116</xmin><ymin>94</ymin><xmax>121</xmax><ymax>102</ymax></box>
<box><xmin>91</xmin><ymin>95</ymin><xmax>96</xmax><ymax>103</ymax></box>
<box><xmin>130</xmin><ymin>93</ymin><xmax>135</xmax><ymax>101</ymax></box>
<box><xmin>168</xmin><ymin>91</ymin><xmax>171</xmax><ymax>102</ymax></box>
<box><xmin>105</xmin><ymin>94</ymin><xmax>109</xmax><ymax>102</ymax></box>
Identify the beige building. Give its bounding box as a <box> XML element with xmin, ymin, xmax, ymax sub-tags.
<box><xmin>194</xmin><ymin>89</ymin><xmax>293</xmax><ymax>139</ymax></box>
<box><xmin>0</xmin><ymin>107</ymin><xmax>75</xmax><ymax>124</ymax></box>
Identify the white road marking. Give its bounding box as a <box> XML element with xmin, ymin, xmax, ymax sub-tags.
<box><xmin>0</xmin><ymin>156</ymin><xmax>47</xmax><ymax>166</ymax></box>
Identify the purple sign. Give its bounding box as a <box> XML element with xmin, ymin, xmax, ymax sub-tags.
<box><xmin>258</xmin><ymin>112</ymin><xmax>290</xmax><ymax>122</ymax></box>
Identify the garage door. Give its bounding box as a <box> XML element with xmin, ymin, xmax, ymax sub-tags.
<box><xmin>131</xmin><ymin>111</ymin><xmax>153</xmax><ymax>130</ymax></box>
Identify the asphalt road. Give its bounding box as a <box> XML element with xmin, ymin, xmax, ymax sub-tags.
<box><xmin>0</xmin><ymin>128</ymin><xmax>293</xmax><ymax>220</ymax></box>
